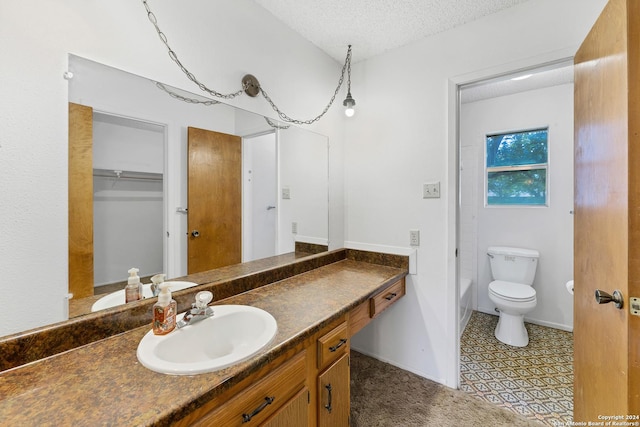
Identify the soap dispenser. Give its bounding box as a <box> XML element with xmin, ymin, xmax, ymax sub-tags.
<box><xmin>153</xmin><ymin>283</ymin><xmax>177</xmax><ymax>335</ymax></box>
<box><xmin>125</xmin><ymin>267</ymin><xmax>142</xmax><ymax>303</ymax></box>
<box><xmin>150</xmin><ymin>273</ymin><xmax>166</xmax><ymax>297</ymax></box>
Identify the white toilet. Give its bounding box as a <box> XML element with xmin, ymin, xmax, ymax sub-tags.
<box><xmin>487</xmin><ymin>246</ymin><xmax>539</xmax><ymax>347</ymax></box>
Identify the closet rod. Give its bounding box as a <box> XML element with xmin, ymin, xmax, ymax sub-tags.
<box><xmin>93</xmin><ymin>169</ymin><xmax>163</xmax><ymax>182</ymax></box>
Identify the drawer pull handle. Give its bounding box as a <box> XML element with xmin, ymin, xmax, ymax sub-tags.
<box><xmin>329</xmin><ymin>338</ymin><xmax>347</xmax><ymax>352</ymax></box>
<box><xmin>242</xmin><ymin>396</ymin><xmax>275</xmax><ymax>423</ymax></box>
<box><xmin>384</xmin><ymin>292</ymin><xmax>398</xmax><ymax>301</ymax></box>
<box><xmin>324</xmin><ymin>384</ymin><xmax>333</xmax><ymax>413</ymax></box>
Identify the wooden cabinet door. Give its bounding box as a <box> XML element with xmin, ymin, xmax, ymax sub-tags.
<box><xmin>262</xmin><ymin>387</ymin><xmax>309</xmax><ymax>427</ymax></box>
<box><xmin>317</xmin><ymin>353</ymin><xmax>349</xmax><ymax>427</ymax></box>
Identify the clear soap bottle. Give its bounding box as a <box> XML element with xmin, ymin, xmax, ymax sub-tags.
<box><xmin>153</xmin><ymin>283</ymin><xmax>176</xmax><ymax>335</ymax></box>
<box><xmin>125</xmin><ymin>267</ymin><xmax>142</xmax><ymax>303</ymax></box>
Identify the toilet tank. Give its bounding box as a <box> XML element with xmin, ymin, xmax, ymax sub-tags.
<box><xmin>487</xmin><ymin>246</ymin><xmax>539</xmax><ymax>285</ymax></box>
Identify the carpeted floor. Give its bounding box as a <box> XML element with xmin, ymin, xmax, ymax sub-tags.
<box><xmin>350</xmin><ymin>350</ymin><xmax>540</xmax><ymax>426</ymax></box>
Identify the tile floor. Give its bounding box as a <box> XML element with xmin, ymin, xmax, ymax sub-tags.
<box><xmin>460</xmin><ymin>311</ymin><xmax>573</xmax><ymax>426</ymax></box>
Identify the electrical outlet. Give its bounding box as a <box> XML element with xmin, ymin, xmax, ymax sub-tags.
<box><xmin>292</xmin><ymin>221</ymin><xmax>298</xmax><ymax>234</ymax></box>
<box><xmin>410</xmin><ymin>229</ymin><xmax>420</xmax><ymax>246</ymax></box>
<box><xmin>282</xmin><ymin>187</ymin><xmax>291</xmax><ymax>199</ymax></box>
<box><xmin>423</xmin><ymin>182</ymin><xmax>440</xmax><ymax>199</ymax></box>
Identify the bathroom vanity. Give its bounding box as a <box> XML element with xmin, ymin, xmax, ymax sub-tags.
<box><xmin>0</xmin><ymin>249</ymin><xmax>407</xmax><ymax>426</ymax></box>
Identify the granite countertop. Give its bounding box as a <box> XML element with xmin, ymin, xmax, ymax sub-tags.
<box><xmin>0</xmin><ymin>258</ymin><xmax>407</xmax><ymax>426</ymax></box>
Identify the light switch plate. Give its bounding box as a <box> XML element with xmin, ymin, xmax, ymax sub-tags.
<box><xmin>410</xmin><ymin>229</ymin><xmax>420</xmax><ymax>246</ymax></box>
<box><xmin>282</xmin><ymin>187</ymin><xmax>291</xmax><ymax>199</ymax></box>
<box><xmin>423</xmin><ymin>182</ymin><xmax>440</xmax><ymax>199</ymax></box>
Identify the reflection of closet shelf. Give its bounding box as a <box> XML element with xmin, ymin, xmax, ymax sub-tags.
<box><xmin>93</xmin><ymin>168</ymin><xmax>163</xmax><ymax>181</ymax></box>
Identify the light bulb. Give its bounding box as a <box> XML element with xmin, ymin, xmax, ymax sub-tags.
<box><xmin>343</xmin><ymin>92</ymin><xmax>356</xmax><ymax>118</ymax></box>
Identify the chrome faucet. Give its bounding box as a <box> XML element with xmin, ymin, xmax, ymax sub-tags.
<box><xmin>177</xmin><ymin>291</ymin><xmax>214</xmax><ymax>328</ymax></box>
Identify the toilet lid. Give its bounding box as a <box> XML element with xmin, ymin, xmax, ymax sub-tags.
<box><xmin>489</xmin><ymin>280</ymin><xmax>536</xmax><ymax>302</ymax></box>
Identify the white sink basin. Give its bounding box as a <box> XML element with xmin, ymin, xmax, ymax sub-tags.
<box><xmin>91</xmin><ymin>281</ymin><xmax>198</xmax><ymax>312</ymax></box>
<box><xmin>136</xmin><ymin>305</ymin><xmax>278</xmax><ymax>375</ymax></box>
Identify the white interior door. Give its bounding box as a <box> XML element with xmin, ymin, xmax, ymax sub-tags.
<box><xmin>242</xmin><ymin>133</ymin><xmax>277</xmax><ymax>261</ymax></box>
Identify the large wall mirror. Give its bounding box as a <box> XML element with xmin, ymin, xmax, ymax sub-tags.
<box><xmin>64</xmin><ymin>55</ymin><xmax>329</xmax><ymax>320</ymax></box>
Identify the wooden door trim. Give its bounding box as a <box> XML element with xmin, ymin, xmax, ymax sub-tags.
<box><xmin>68</xmin><ymin>102</ymin><xmax>94</xmax><ymax>299</ymax></box>
<box><xmin>626</xmin><ymin>0</ymin><xmax>640</xmax><ymax>412</ymax></box>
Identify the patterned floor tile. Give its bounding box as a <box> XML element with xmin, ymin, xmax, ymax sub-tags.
<box><xmin>460</xmin><ymin>311</ymin><xmax>573</xmax><ymax>426</ymax></box>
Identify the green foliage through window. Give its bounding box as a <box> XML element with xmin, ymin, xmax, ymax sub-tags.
<box><xmin>486</xmin><ymin>128</ymin><xmax>548</xmax><ymax>206</ymax></box>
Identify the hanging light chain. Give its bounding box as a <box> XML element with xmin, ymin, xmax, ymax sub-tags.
<box><xmin>155</xmin><ymin>82</ymin><xmax>221</xmax><ymax>105</ymax></box>
<box><xmin>260</xmin><ymin>45</ymin><xmax>352</xmax><ymax>125</ymax></box>
<box><xmin>141</xmin><ymin>0</ymin><xmax>353</xmax><ymax>124</ymax></box>
<box><xmin>142</xmin><ymin>0</ymin><xmax>244</xmax><ymax>99</ymax></box>
<box><xmin>265</xmin><ymin>117</ymin><xmax>291</xmax><ymax>129</ymax></box>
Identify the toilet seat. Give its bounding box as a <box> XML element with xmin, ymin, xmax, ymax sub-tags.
<box><xmin>489</xmin><ymin>280</ymin><xmax>536</xmax><ymax>302</ymax></box>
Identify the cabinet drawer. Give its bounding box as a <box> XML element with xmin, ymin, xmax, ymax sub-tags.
<box><xmin>194</xmin><ymin>351</ymin><xmax>306</xmax><ymax>427</ymax></box>
<box><xmin>317</xmin><ymin>322</ymin><xmax>348</xmax><ymax>370</ymax></box>
<box><xmin>370</xmin><ymin>278</ymin><xmax>405</xmax><ymax>319</ymax></box>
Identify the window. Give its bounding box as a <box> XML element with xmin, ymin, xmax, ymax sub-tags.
<box><xmin>485</xmin><ymin>128</ymin><xmax>548</xmax><ymax>206</ymax></box>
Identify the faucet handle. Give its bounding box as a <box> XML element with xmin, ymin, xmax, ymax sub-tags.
<box><xmin>195</xmin><ymin>291</ymin><xmax>213</xmax><ymax>309</ymax></box>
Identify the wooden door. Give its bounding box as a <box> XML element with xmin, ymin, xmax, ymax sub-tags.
<box><xmin>68</xmin><ymin>102</ymin><xmax>94</xmax><ymax>299</ymax></box>
<box><xmin>187</xmin><ymin>127</ymin><xmax>242</xmax><ymax>274</ymax></box>
<box><xmin>317</xmin><ymin>353</ymin><xmax>350</xmax><ymax>427</ymax></box>
<box><xmin>574</xmin><ymin>0</ymin><xmax>640</xmax><ymax>420</ymax></box>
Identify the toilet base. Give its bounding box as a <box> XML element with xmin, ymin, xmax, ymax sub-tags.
<box><xmin>494</xmin><ymin>311</ymin><xmax>529</xmax><ymax>347</ymax></box>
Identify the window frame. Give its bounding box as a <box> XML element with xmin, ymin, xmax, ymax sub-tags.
<box><xmin>484</xmin><ymin>127</ymin><xmax>550</xmax><ymax>208</ymax></box>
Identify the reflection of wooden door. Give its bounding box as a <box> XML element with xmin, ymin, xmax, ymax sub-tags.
<box><xmin>574</xmin><ymin>0</ymin><xmax>639</xmax><ymax>420</ymax></box>
<box><xmin>68</xmin><ymin>103</ymin><xmax>94</xmax><ymax>299</ymax></box>
<box><xmin>187</xmin><ymin>127</ymin><xmax>241</xmax><ymax>274</ymax></box>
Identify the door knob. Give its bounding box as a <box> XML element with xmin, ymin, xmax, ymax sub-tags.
<box><xmin>191</xmin><ymin>230</ymin><xmax>200</xmax><ymax>238</ymax></box>
<box><xmin>595</xmin><ymin>289</ymin><xmax>624</xmax><ymax>309</ymax></box>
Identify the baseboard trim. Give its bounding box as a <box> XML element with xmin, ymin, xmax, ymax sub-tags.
<box><xmin>476</xmin><ymin>307</ymin><xmax>573</xmax><ymax>332</ymax></box>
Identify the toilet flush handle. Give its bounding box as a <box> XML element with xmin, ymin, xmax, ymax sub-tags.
<box><xmin>594</xmin><ymin>289</ymin><xmax>624</xmax><ymax>309</ymax></box>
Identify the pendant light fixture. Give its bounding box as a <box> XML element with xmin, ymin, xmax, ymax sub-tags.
<box><xmin>343</xmin><ymin>45</ymin><xmax>356</xmax><ymax>117</ymax></box>
<box><xmin>142</xmin><ymin>0</ymin><xmax>356</xmax><ymax>124</ymax></box>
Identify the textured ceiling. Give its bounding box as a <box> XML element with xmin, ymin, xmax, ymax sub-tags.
<box><xmin>252</xmin><ymin>0</ymin><xmax>531</xmax><ymax>63</ymax></box>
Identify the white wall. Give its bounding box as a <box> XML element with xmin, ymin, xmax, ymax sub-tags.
<box><xmin>0</xmin><ymin>0</ymin><xmax>344</xmax><ymax>337</ymax></box>
<box><xmin>348</xmin><ymin>0</ymin><xmax>606</xmax><ymax>387</ymax></box>
<box><xmin>461</xmin><ymin>84</ymin><xmax>575</xmax><ymax>331</ymax></box>
<box><xmin>279</xmin><ymin>127</ymin><xmax>330</xmax><ymax>251</ymax></box>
